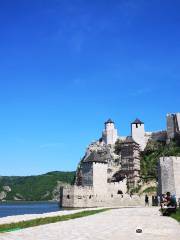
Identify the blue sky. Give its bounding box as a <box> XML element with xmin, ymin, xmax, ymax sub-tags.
<box><xmin>0</xmin><ymin>0</ymin><xmax>180</xmax><ymax>176</ymax></box>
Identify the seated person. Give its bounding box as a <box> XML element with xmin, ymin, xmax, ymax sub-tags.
<box><xmin>170</xmin><ymin>194</ymin><xmax>177</xmax><ymax>208</ymax></box>
<box><xmin>166</xmin><ymin>192</ymin><xmax>172</xmax><ymax>206</ymax></box>
<box><xmin>160</xmin><ymin>193</ymin><xmax>167</xmax><ymax>209</ymax></box>
<box><xmin>161</xmin><ymin>192</ymin><xmax>177</xmax><ymax>216</ymax></box>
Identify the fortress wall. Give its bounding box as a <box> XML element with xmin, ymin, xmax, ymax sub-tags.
<box><xmin>144</xmin><ymin>133</ymin><xmax>152</xmax><ymax>146</ymax></box>
<box><xmin>93</xmin><ymin>162</ymin><xmax>108</xmax><ymax>195</ymax></box>
<box><xmin>107</xmin><ymin>180</ymin><xmax>127</xmax><ymax>195</ymax></box>
<box><xmin>62</xmin><ymin>186</ymin><xmax>94</xmax><ymax>208</ymax></box>
<box><xmin>81</xmin><ymin>162</ymin><xmax>93</xmax><ymax>186</ymax></box>
<box><xmin>167</xmin><ymin>114</ymin><xmax>176</xmax><ymax>139</ymax></box>
<box><xmin>158</xmin><ymin>157</ymin><xmax>175</xmax><ymax>196</ymax></box>
<box><xmin>150</xmin><ymin>131</ymin><xmax>167</xmax><ymax>142</ymax></box>
<box><xmin>73</xmin><ymin>186</ymin><xmax>95</xmax><ymax>207</ymax></box>
<box><xmin>158</xmin><ymin>157</ymin><xmax>180</xmax><ymax>199</ymax></box>
<box><xmin>173</xmin><ymin>157</ymin><xmax>180</xmax><ymax>199</ymax></box>
<box><xmin>175</xmin><ymin>113</ymin><xmax>180</xmax><ymax>132</ymax></box>
<box><xmin>61</xmin><ymin>184</ymin><xmax>145</xmax><ymax>208</ymax></box>
<box><xmin>166</xmin><ymin>113</ymin><xmax>180</xmax><ymax>141</ymax></box>
<box><xmin>61</xmin><ymin>186</ymin><xmax>75</xmax><ymax>208</ymax></box>
<box><xmin>105</xmin><ymin>194</ymin><xmax>146</xmax><ymax>207</ymax></box>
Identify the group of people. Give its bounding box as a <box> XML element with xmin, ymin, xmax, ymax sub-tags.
<box><xmin>144</xmin><ymin>192</ymin><xmax>178</xmax><ymax>208</ymax></box>
<box><xmin>160</xmin><ymin>192</ymin><xmax>177</xmax><ymax>216</ymax></box>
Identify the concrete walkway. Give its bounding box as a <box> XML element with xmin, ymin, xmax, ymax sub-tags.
<box><xmin>0</xmin><ymin>207</ymin><xmax>180</xmax><ymax>240</ymax></box>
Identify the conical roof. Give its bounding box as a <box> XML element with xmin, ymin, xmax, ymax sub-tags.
<box><xmin>105</xmin><ymin>118</ymin><xmax>114</xmax><ymax>124</ymax></box>
<box><xmin>132</xmin><ymin>118</ymin><xmax>144</xmax><ymax>124</ymax></box>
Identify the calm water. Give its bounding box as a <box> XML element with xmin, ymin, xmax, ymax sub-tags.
<box><xmin>0</xmin><ymin>202</ymin><xmax>61</xmax><ymax>218</ymax></box>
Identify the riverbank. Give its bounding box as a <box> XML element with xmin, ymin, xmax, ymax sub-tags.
<box><xmin>0</xmin><ymin>209</ymin><xmax>108</xmax><ymax>233</ymax></box>
<box><xmin>0</xmin><ymin>207</ymin><xmax>104</xmax><ymax>225</ymax></box>
<box><xmin>0</xmin><ymin>207</ymin><xmax>180</xmax><ymax>240</ymax></box>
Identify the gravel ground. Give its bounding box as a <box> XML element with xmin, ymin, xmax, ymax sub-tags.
<box><xmin>0</xmin><ymin>207</ymin><xmax>180</xmax><ymax>240</ymax></box>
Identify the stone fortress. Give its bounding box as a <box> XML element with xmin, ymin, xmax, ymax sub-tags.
<box><xmin>60</xmin><ymin>113</ymin><xmax>180</xmax><ymax>207</ymax></box>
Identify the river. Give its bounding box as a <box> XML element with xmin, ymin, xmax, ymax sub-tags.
<box><xmin>0</xmin><ymin>201</ymin><xmax>61</xmax><ymax>218</ymax></box>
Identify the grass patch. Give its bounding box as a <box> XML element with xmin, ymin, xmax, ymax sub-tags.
<box><xmin>0</xmin><ymin>209</ymin><xmax>109</xmax><ymax>233</ymax></box>
<box><xmin>170</xmin><ymin>208</ymin><xmax>180</xmax><ymax>222</ymax></box>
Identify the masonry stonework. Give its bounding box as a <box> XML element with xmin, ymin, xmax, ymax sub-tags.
<box><xmin>158</xmin><ymin>157</ymin><xmax>180</xmax><ymax>200</ymax></box>
<box><xmin>167</xmin><ymin>113</ymin><xmax>180</xmax><ymax>141</ymax></box>
<box><xmin>93</xmin><ymin>162</ymin><xmax>107</xmax><ymax>195</ymax></box>
<box><xmin>102</xmin><ymin>119</ymin><xmax>118</xmax><ymax>145</ymax></box>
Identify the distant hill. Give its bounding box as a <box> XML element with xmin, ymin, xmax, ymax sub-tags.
<box><xmin>0</xmin><ymin>171</ymin><xmax>76</xmax><ymax>201</ymax></box>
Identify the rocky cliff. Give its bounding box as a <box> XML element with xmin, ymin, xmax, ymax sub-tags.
<box><xmin>75</xmin><ymin>140</ymin><xmax>122</xmax><ymax>185</ymax></box>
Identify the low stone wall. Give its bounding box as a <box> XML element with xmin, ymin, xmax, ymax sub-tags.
<box><xmin>61</xmin><ymin>185</ymin><xmax>146</xmax><ymax>208</ymax></box>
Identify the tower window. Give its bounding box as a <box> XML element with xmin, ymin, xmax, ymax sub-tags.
<box><xmin>136</xmin><ymin>124</ymin><xmax>138</xmax><ymax>128</ymax></box>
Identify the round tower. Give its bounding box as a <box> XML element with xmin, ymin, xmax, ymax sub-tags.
<box><xmin>131</xmin><ymin>118</ymin><xmax>146</xmax><ymax>150</ymax></box>
<box><xmin>102</xmin><ymin>118</ymin><xmax>118</xmax><ymax>145</ymax></box>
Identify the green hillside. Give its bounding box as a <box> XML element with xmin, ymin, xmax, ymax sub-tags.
<box><xmin>0</xmin><ymin>171</ymin><xmax>76</xmax><ymax>201</ymax></box>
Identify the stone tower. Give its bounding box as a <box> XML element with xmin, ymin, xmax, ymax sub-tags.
<box><xmin>131</xmin><ymin>118</ymin><xmax>146</xmax><ymax>151</ymax></box>
<box><xmin>158</xmin><ymin>157</ymin><xmax>180</xmax><ymax>200</ymax></box>
<box><xmin>102</xmin><ymin>119</ymin><xmax>118</xmax><ymax>145</ymax></box>
<box><xmin>167</xmin><ymin>113</ymin><xmax>180</xmax><ymax>141</ymax></box>
<box><xmin>81</xmin><ymin>153</ymin><xmax>108</xmax><ymax>196</ymax></box>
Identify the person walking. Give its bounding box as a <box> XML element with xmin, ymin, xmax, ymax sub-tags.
<box><xmin>157</xmin><ymin>195</ymin><xmax>161</xmax><ymax>206</ymax></box>
<box><xmin>145</xmin><ymin>194</ymin><xmax>149</xmax><ymax>206</ymax></box>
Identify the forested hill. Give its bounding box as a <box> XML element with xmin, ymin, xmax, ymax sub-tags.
<box><xmin>0</xmin><ymin>171</ymin><xmax>76</xmax><ymax>201</ymax></box>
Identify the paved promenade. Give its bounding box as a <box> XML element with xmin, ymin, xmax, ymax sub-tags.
<box><xmin>0</xmin><ymin>207</ymin><xmax>180</xmax><ymax>240</ymax></box>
